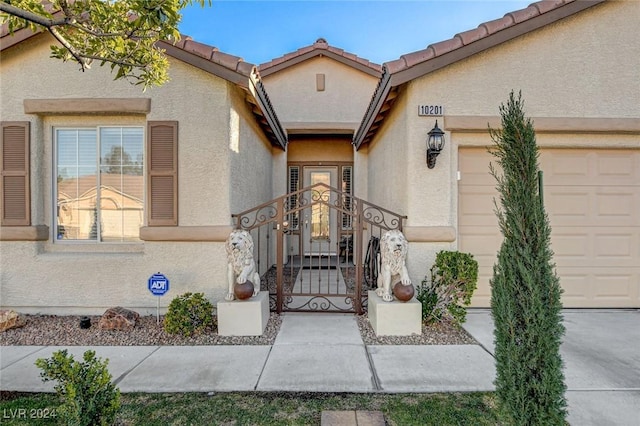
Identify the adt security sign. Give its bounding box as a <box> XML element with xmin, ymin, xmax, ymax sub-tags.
<box><xmin>148</xmin><ymin>273</ymin><xmax>169</xmax><ymax>296</ymax></box>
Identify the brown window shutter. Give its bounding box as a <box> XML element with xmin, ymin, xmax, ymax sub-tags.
<box><xmin>147</xmin><ymin>121</ymin><xmax>178</xmax><ymax>226</ymax></box>
<box><xmin>1</xmin><ymin>122</ymin><xmax>30</xmax><ymax>226</ymax></box>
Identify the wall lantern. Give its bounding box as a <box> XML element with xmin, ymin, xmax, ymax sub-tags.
<box><xmin>426</xmin><ymin>120</ymin><xmax>445</xmax><ymax>169</ymax></box>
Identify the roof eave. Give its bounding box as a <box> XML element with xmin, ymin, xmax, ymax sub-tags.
<box><xmin>159</xmin><ymin>40</ymin><xmax>250</xmax><ymax>87</ymax></box>
<box><xmin>390</xmin><ymin>0</ymin><xmax>606</xmax><ymax>87</ymax></box>
<box><xmin>260</xmin><ymin>49</ymin><xmax>382</xmax><ymax>78</ymax></box>
<box><xmin>249</xmin><ymin>71</ymin><xmax>288</xmax><ymax>150</ymax></box>
<box><xmin>0</xmin><ymin>25</ymin><xmax>43</xmax><ymax>51</ymax></box>
<box><xmin>354</xmin><ymin>0</ymin><xmax>607</xmax><ymax>148</ymax></box>
<box><xmin>352</xmin><ymin>70</ymin><xmax>392</xmax><ymax>150</ymax></box>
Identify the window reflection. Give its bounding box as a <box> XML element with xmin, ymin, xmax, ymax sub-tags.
<box><xmin>310</xmin><ymin>171</ymin><xmax>330</xmax><ymax>239</ymax></box>
<box><xmin>56</xmin><ymin>127</ymin><xmax>144</xmax><ymax>242</ymax></box>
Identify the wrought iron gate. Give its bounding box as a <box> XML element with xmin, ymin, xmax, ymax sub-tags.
<box><xmin>232</xmin><ymin>183</ymin><xmax>406</xmax><ymax>313</ymax></box>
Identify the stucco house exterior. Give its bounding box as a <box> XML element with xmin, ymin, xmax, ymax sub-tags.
<box><xmin>1</xmin><ymin>0</ymin><xmax>638</xmax><ymax>315</ymax></box>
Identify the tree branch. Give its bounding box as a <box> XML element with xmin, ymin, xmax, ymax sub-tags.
<box><xmin>0</xmin><ymin>2</ymin><xmax>68</xmax><ymax>28</ymax></box>
<box><xmin>48</xmin><ymin>26</ymin><xmax>89</xmax><ymax>70</ymax></box>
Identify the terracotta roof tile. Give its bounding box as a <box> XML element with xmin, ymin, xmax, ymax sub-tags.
<box><xmin>268</xmin><ymin>57</ymin><xmax>286</xmax><ymax>67</ymax></box>
<box><xmin>157</xmin><ymin>37</ymin><xmax>286</xmax><ymax>148</ymax></box>
<box><xmin>398</xmin><ymin>47</ymin><xmax>435</xmax><ymax>70</ymax></box>
<box><xmin>170</xmin><ymin>36</ymin><xmax>257</xmax><ymax>76</ymax></box>
<box><xmin>296</xmin><ymin>46</ymin><xmax>315</xmax><ymax>55</ymax></box>
<box><xmin>236</xmin><ymin>61</ymin><xmax>255</xmax><ymax>76</ymax></box>
<box><xmin>428</xmin><ymin>38</ymin><xmax>464</xmax><ymax>57</ymax></box>
<box><xmin>354</xmin><ymin>0</ymin><xmax>606</xmax><ymax>149</ymax></box>
<box><xmin>454</xmin><ymin>27</ymin><xmax>489</xmax><ymax>46</ymax></box>
<box><xmin>507</xmin><ymin>5</ymin><xmax>544</xmax><ymax>24</ymax></box>
<box><xmin>282</xmin><ymin>52</ymin><xmax>299</xmax><ymax>61</ymax></box>
<box><xmin>534</xmin><ymin>0</ymin><xmax>569</xmax><ymax>14</ymax></box>
<box><xmin>480</xmin><ymin>15</ymin><xmax>516</xmax><ymax>35</ymax></box>
<box><xmin>384</xmin><ymin>59</ymin><xmax>405</xmax><ymax>75</ymax></box>
<box><xmin>183</xmin><ymin>39</ymin><xmax>219</xmax><ymax>60</ymax></box>
<box><xmin>380</xmin><ymin>0</ymin><xmax>589</xmax><ymax>80</ymax></box>
<box><xmin>211</xmin><ymin>50</ymin><xmax>242</xmax><ymax>73</ymax></box>
<box><xmin>342</xmin><ymin>51</ymin><xmax>357</xmax><ymax>62</ymax></box>
<box><xmin>259</xmin><ymin>38</ymin><xmax>382</xmax><ymax>76</ymax></box>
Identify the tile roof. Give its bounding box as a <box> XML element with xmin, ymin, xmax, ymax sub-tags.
<box><xmin>259</xmin><ymin>38</ymin><xmax>382</xmax><ymax>78</ymax></box>
<box><xmin>157</xmin><ymin>36</ymin><xmax>287</xmax><ymax>149</ymax></box>
<box><xmin>353</xmin><ymin>0</ymin><xmax>607</xmax><ymax>149</ymax></box>
<box><xmin>384</xmin><ymin>0</ymin><xmax>590</xmax><ymax>77</ymax></box>
<box><xmin>0</xmin><ymin>25</ymin><xmax>287</xmax><ymax>149</ymax></box>
<box><xmin>157</xmin><ymin>36</ymin><xmax>255</xmax><ymax>85</ymax></box>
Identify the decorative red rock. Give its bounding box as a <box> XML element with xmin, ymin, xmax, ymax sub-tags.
<box><xmin>393</xmin><ymin>282</ymin><xmax>415</xmax><ymax>302</ymax></box>
<box><xmin>98</xmin><ymin>307</ymin><xmax>139</xmax><ymax>331</ymax></box>
<box><xmin>234</xmin><ymin>281</ymin><xmax>254</xmax><ymax>300</ymax></box>
<box><xmin>0</xmin><ymin>310</ymin><xmax>26</xmax><ymax>332</ymax></box>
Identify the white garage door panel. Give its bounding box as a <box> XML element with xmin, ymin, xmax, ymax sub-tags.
<box><xmin>472</xmin><ymin>272</ymin><xmax>492</xmax><ymax>306</ymax></box>
<box><xmin>546</xmin><ymin>187</ymin><xmax>639</xmax><ymax>227</ymax></box>
<box><xmin>459</xmin><ymin>148</ymin><xmax>640</xmax><ymax>308</ymax></box>
<box><xmin>541</xmin><ymin>150</ymin><xmax>640</xmax><ymax>186</ymax></box>
<box><xmin>458</xmin><ymin>149</ymin><xmax>497</xmax><ymax>185</ymax></box>
<box><xmin>458</xmin><ymin>226</ymin><xmax>502</xmax><ymax>257</ymax></box>
<box><xmin>559</xmin><ymin>269</ymin><xmax>639</xmax><ymax>307</ymax></box>
<box><xmin>459</xmin><ymin>187</ymin><xmax>500</xmax><ymax>227</ymax></box>
<box><xmin>470</xmin><ymin>269</ymin><xmax>640</xmax><ymax>308</ymax></box>
<box><xmin>553</xmin><ymin>227</ymin><xmax>639</xmax><ymax>267</ymax></box>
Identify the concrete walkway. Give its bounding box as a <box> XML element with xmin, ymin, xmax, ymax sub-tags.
<box><xmin>464</xmin><ymin>309</ymin><xmax>640</xmax><ymax>426</ymax></box>
<box><xmin>1</xmin><ymin>310</ymin><xmax>639</xmax><ymax>425</ymax></box>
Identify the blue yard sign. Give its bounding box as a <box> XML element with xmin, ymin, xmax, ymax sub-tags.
<box><xmin>148</xmin><ymin>273</ymin><xmax>170</xmax><ymax>296</ymax></box>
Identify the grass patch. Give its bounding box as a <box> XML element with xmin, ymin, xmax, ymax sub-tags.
<box><xmin>1</xmin><ymin>391</ymin><xmax>511</xmax><ymax>425</ymax></box>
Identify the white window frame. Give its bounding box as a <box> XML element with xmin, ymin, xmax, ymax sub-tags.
<box><xmin>53</xmin><ymin>125</ymin><xmax>145</xmax><ymax>244</ymax></box>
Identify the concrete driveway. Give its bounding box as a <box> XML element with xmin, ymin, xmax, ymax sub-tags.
<box><xmin>463</xmin><ymin>309</ymin><xmax>640</xmax><ymax>426</ymax></box>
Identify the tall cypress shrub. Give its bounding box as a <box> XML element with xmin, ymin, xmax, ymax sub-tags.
<box><xmin>489</xmin><ymin>91</ymin><xmax>567</xmax><ymax>424</ymax></box>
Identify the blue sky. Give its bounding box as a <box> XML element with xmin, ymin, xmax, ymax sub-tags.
<box><xmin>179</xmin><ymin>1</ymin><xmax>531</xmax><ymax>65</ymax></box>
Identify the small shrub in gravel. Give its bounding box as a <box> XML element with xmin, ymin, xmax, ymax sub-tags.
<box><xmin>417</xmin><ymin>250</ymin><xmax>478</xmax><ymax>325</ymax></box>
<box><xmin>163</xmin><ymin>292</ymin><xmax>214</xmax><ymax>337</ymax></box>
<box><xmin>35</xmin><ymin>349</ymin><xmax>120</xmax><ymax>426</ymax></box>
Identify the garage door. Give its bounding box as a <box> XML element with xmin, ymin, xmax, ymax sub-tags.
<box><xmin>459</xmin><ymin>148</ymin><xmax>640</xmax><ymax>308</ymax></box>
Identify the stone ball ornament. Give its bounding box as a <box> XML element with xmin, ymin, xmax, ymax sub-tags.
<box><xmin>393</xmin><ymin>282</ymin><xmax>415</xmax><ymax>302</ymax></box>
<box><xmin>234</xmin><ymin>280</ymin><xmax>255</xmax><ymax>300</ymax></box>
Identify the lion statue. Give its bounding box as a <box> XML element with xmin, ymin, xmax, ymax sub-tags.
<box><xmin>376</xmin><ymin>229</ymin><xmax>411</xmax><ymax>302</ymax></box>
<box><xmin>225</xmin><ymin>229</ymin><xmax>260</xmax><ymax>301</ymax></box>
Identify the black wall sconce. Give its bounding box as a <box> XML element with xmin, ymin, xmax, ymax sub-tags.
<box><xmin>426</xmin><ymin>120</ymin><xmax>445</xmax><ymax>169</ymax></box>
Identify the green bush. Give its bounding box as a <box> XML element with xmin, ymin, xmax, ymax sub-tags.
<box><xmin>35</xmin><ymin>349</ymin><xmax>120</xmax><ymax>426</ymax></box>
<box><xmin>417</xmin><ymin>250</ymin><xmax>478</xmax><ymax>324</ymax></box>
<box><xmin>163</xmin><ymin>292</ymin><xmax>214</xmax><ymax>336</ymax></box>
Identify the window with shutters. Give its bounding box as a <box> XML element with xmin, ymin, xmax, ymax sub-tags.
<box><xmin>287</xmin><ymin>166</ymin><xmax>300</xmax><ymax>230</ymax></box>
<box><xmin>147</xmin><ymin>121</ymin><xmax>178</xmax><ymax>226</ymax></box>
<box><xmin>54</xmin><ymin>127</ymin><xmax>144</xmax><ymax>242</ymax></box>
<box><xmin>341</xmin><ymin>165</ymin><xmax>353</xmax><ymax>229</ymax></box>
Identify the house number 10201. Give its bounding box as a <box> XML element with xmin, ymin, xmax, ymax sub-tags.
<box><xmin>418</xmin><ymin>105</ymin><xmax>444</xmax><ymax>116</ymax></box>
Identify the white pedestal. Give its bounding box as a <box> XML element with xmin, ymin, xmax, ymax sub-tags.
<box><xmin>368</xmin><ymin>290</ymin><xmax>421</xmax><ymax>336</ymax></box>
<box><xmin>217</xmin><ymin>291</ymin><xmax>269</xmax><ymax>336</ymax></box>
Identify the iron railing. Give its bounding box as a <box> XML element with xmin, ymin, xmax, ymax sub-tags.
<box><xmin>232</xmin><ymin>182</ymin><xmax>406</xmax><ymax>314</ymax></box>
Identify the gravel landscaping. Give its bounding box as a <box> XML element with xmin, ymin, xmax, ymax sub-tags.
<box><xmin>0</xmin><ymin>314</ymin><xmax>282</xmax><ymax>346</ymax></box>
<box><xmin>356</xmin><ymin>315</ymin><xmax>477</xmax><ymax>346</ymax></box>
<box><xmin>0</xmin><ymin>311</ymin><xmax>476</xmax><ymax>346</ymax></box>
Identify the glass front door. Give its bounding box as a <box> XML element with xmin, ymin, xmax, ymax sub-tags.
<box><xmin>303</xmin><ymin>167</ymin><xmax>337</xmax><ymax>255</ymax></box>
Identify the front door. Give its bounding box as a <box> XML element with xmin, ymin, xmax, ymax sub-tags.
<box><xmin>303</xmin><ymin>166</ymin><xmax>338</xmax><ymax>256</ymax></box>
